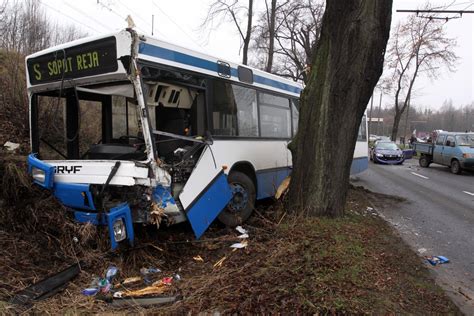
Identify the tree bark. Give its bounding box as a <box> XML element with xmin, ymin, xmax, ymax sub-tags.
<box><xmin>265</xmin><ymin>0</ymin><xmax>277</xmax><ymax>72</ymax></box>
<box><xmin>391</xmin><ymin>110</ymin><xmax>403</xmax><ymax>141</ymax></box>
<box><xmin>288</xmin><ymin>0</ymin><xmax>392</xmax><ymax>217</ymax></box>
<box><xmin>242</xmin><ymin>0</ymin><xmax>253</xmax><ymax>65</ymax></box>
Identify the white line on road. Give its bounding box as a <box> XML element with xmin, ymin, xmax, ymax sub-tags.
<box><xmin>462</xmin><ymin>191</ymin><xmax>474</xmax><ymax>196</ymax></box>
<box><xmin>410</xmin><ymin>172</ymin><xmax>429</xmax><ymax>179</ymax></box>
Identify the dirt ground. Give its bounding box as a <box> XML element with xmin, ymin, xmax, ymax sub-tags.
<box><xmin>0</xmin><ymin>152</ymin><xmax>460</xmax><ymax>314</ymax></box>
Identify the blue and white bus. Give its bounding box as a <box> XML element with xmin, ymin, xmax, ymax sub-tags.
<box><xmin>25</xmin><ymin>29</ymin><xmax>368</xmax><ymax>249</ymax></box>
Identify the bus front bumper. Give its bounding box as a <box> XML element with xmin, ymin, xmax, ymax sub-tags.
<box><xmin>27</xmin><ymin>154</ymin><xmax>134</xmax><ymax>250</ymax></box>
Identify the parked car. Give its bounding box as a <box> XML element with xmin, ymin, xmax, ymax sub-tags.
<box><xmin>369</xmin><ymin>134</ymin><xmax>378</xmax><ymax>142</ymax></box>
<box><xmin>413</xmin><ymin>132</ymin><xmax>474</xmax><ymax>174</ymax></box>
<box><xmin>370</xmin><ymin>141</ymin><xmax>404</xmax><ymax>164</ymax></box>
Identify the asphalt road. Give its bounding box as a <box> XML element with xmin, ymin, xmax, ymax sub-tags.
<box><xmin>354</xmin><ymin>158</ymin><xmax>474</xmax><ymax>314</ymax></box>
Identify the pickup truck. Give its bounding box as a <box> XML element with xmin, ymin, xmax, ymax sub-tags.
<box><xmin>413</xmin><ymin>132</ymin><xmax>474</xmax><ymax>174</ymax></box>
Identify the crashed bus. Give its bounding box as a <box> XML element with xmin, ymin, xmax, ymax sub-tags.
<box><xmin>25</xmin><ymin>29</ymin><xmax>368</xmax><ymax>249</ymax></box>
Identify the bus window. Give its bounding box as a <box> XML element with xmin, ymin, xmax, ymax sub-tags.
<box><xmin>357</xmin><ymin>116</ymin><xmax>367</xmax><ymax>141</ymax></box>
<box><xmin>258</xmin><ymin>93</ymin><xmax>291</xmax><ymax>138</ymax></box>
<box><xmin>291</xmin><ymin>99</ymin><xmax>299</xmax><ymax>136</ymax></box>
<box><xmin>212</xmin><ymin>81</ymin><xmax>258</xmax><ymax>137</ymax></box>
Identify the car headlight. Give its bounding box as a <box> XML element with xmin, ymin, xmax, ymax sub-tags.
<box><xmin>113</xmin><ymin>218</ymin><xmax>126</xmax><ymax>242</ymax></box>
<box><xmin>32</xmin><ymin>167</ymin><xmax>46</xmax><ymax>183</ymax></box>
<box><xmin>463</xmin><ymin>153</ymin><xmax>474</xmax><ymax>158</ymax></box>
<box><xmin>376</xmin><ymin>153</ymin><xmax>383</xmax><ymax>157</ymax></box>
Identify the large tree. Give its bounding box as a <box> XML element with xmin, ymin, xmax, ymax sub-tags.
<box><xmin>288</xmin><ymin>0</ymin><xmax>392</xmax><ymax>216</ymax></box>
<box><xmin>384</xmin><ymin>10</ymin><xmax>457</xmax><ymax>141</ymax></box>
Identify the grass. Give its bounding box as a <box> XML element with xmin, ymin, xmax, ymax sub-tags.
<box><xmin>0</xmin><ymin>156</ymin><xmax>459</xmax><ymax>314</ymax></box>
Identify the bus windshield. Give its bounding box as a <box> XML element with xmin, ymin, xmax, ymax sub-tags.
<box><xmin>32</xmin><ymin>84</ymin><xmax>147</xmax><ymax>161</ymax></box>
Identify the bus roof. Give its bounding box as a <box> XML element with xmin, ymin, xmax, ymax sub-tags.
<box><xmin>26</xmin><ymin>29</ymin><xmax>303</xmax><ymax>97</ymax></box>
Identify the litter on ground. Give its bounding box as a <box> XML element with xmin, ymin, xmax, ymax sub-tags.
<box><xmin>426</xmin><ymin>255</ymin><xmax>450</xmax><ymax>266</ymax></box>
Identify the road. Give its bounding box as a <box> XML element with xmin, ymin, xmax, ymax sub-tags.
<box><xmin>354</xmin><ymin>158</ymin><xmax>474</xmax><ymax>314</ymax></box>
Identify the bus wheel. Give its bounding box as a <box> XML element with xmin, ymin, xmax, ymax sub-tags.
<box><xmin>218</xmin><ymin>171</ymin><xmax>256</xmax><ymax>227</ymax></box>
<box><xmin>451</xmin><ymin>159</ymin><xmax>462</xmax><ymax>175</ymax></box>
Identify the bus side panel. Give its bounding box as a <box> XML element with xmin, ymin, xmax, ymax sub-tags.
<box><xmin>256</xmin><ymin>167</ymin><xmax>291</xmax><ymax>200</ymax></box>
<box><xmin>179</xmin><ymin>147</ymin><xmax>232</xmax><ymax>238</ymax></box>
<box><xmin>186</xmin><ymin>171</ymin><xmax>232</xmax><ymax>239</ymax></box>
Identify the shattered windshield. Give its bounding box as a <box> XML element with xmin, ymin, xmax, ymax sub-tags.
<box><xmin>456</xmin><ymin>134</ymin><xmax>474</xmax><ymax>146</ymax></box>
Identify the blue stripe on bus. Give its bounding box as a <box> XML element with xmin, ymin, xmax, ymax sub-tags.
<box><xmin>350</xmin><ymin>156</ymin><xmax>369</xmax><ymax>175</ymax></box>
<box><xmin>138</xmin><ymin>43</ymin><xmax>302</xmax><ymax>95</ymax></box>
<box><xmin>256</xmin><ymin>167</ymin><xmax>291</xmax><ymax>200</ymax></box>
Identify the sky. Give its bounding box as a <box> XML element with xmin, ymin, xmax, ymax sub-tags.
<box><xmin>36</xmin><ymin>0</ymin><xmax>474</xmax><ymax>110</ymax></box>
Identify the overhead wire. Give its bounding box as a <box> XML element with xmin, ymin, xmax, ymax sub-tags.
<box><xmin>151</xmin><ymin>0</ymin><xmax>203</xmax><ymax>47</ymax></box>
<box><xmin>62</xmin><ymin>1</ymin><xmax>112</xmax><ymax>33</ymax></box>
<box><xmin>116</xmin><ymin>0</ymin><xmax>168</xmax><ymax>38</ymax></box>
<box><xmin>40</xmin><ymin>1</ymin><xmax>100</xmax><ymax>34</ymax></box>
<box><xmin>96</xmin><ymin>0</ymin><xmax>149</xmax><ymax>35</ymax></box>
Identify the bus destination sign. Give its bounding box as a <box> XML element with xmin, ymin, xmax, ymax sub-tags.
<box><xmin>27</xmin><ymin>36</ymin><xmax>119</xmax><ymax>85</ymax></box>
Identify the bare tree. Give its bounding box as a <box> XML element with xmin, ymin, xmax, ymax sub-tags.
<box><xmin>384</xmin><ymin>9</ymin><xmax>458</xmax><ymax>141</ymax></box>
<box><xmin>252</xmin><ymin>0</ymin><xmax>289</xmax><ymax>72</ymax></box>
<box><xmin>202</xmin><ymin>0</ymin><xmax>254</xmax><ymax>65</ymax></box>
<box><xmin>253</xmin><ymin>0</ymin><xmax>323</xmax><ymax>82</ymax></box>
<box><xmin>288</xmin><ymin>0</ymin><xmax>392</xmax><ymax>217</ymax></box>
<box><xmin>0</xmin><ymin>0</ymin><xmax>87</xmax><ymax>143</ymax></box>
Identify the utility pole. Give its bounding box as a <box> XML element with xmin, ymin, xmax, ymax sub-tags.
<box><xmin>377</xmin><ymin>90</ymin><xmax>383</xmax><ymax>135</ymax></box>
<box><xmin>369</xmin><ymin>94</ymin><xmax>374</xmax><ymax>136</ymax></box>
<box><xmin>152</xmin><ymin>14</ymin><xmax>154</xmax><ymax>36</ymax></box>
<box><xmin>397</xmin><ymin>9</ymin><xmax>474</xmax><ymax>20</ymax></box>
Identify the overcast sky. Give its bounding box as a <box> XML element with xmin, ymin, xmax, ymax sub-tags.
<box><xmin>38</xmin><ymin>0</ymin><xmax>473</xmax><ymax>110</ymax></box>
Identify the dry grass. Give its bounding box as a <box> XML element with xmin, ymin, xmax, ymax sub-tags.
<box><xmin>0</xmin><ymin>154</ymin><xmax>460</xmax><ymax>314</ymax></box>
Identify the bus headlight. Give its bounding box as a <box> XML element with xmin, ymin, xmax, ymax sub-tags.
<box><xmin>113</xmin><ymin>218</ymin><xmax>126</xmax><ymax>242</ymax></box>
<box><xmin>32</xmin><ymin>167</ymin><xmax>46</xmax><ymax>183</ymax></box>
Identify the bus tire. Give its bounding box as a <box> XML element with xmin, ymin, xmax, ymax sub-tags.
<box><xmin>419</xmin><ymin>155</ymin><xmax>430</xmax><ymax>168</ymax></box>
<box><xmin>451</xmin><ymin>159</ymin><xmax>462</xmax><ymax>175</ymax></box>
<box><xmin>218</xmin><ymin>171</ymin><xmax>256</xmax><ymax>227</ymax></box>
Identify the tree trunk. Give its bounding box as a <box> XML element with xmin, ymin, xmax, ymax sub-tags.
<box><xmin>288</xmin><ymin>0</ymin><xmax>392</xmax><ymax>217</ymax></box>
<box><xmin>242</xmin><ymin>0</ymin><xmax>253</xmax><ymax>65</ymax></box>
<box><xmin>391</xmin><ymin>110</ymin><xmax>403</xmax><ymax>141</ymax></box>
<box><xmin>265</xmin><ymin>0</ymin><xmax>277</xmax><ymax>73</ymax></box>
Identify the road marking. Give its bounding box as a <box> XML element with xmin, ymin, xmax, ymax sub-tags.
<box><xmin>410</xmin><ymin>172</ymin><xmax>429</xmax><ymax>179</ymax></box>
<box><xmin>463</xmin><ymin>191</ymin><xmax>474</xmax><ymax>196</ymax></box>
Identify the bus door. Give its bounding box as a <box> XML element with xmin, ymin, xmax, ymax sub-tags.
<box><xmin>178</xmin><ymin>146</ymin><xmax>232</xmax><ymax>239</ymax></box>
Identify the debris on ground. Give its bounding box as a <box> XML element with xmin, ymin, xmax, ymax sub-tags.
<box><xmin>230</xmin><ymin>240</ymin><xmax>248</xmax><ymax>249</ymax></box>
<box><xmin>417</xmin><ymin>248</ymin><xmax>427</xmax><ymax>254</ymax></box>
<box><xmin>111</xmin><ymin>296</ymin><xmax>179</xmax><ymax>307</ymax></box>
<box><xmin>0</xmin><ymin>161</ymin><xmax>460</xmax><ymax>314</ymax></box>
<box><xmin>275</xmin><ymin>176</ymin><xmax>290</xmax><ymax>200</ymax></box>
<box><xmin>426</xmin><ymin>256</ymin><xmax>450</xmax><ymax>266</ymax></box>
<box><xmin>10</xmin><ymin>262</ymin><xmax>82</xmax><ymax>305</ymax></box>
<box><xmin>3</xmin><ymin>141</ymin><xmax>20</xmax><ymax>151</ymax></box>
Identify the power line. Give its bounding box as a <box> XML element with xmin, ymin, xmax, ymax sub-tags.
<box><xmin>116</xmin><ymin>0</ymin><xmax>152</xmax><ymax>29</ymax></box>
<box><xmin>116</xmin><ymin>0</ymin><xmax>168</xmax><ymax>38</ymax></box>
<box><xmin>96</xmin><ymin>0</ymin><xmax>148</xmax><ymax>35</ymax></box>
<box><xmin>397</xmin><ymin>9</ymin><xmax>474</xmax><ymax>14</ymax></box>
<box><xmin>151</xmin><ymin>0</ymin><xmax>203</xmax><ymax>47</ymax></box>
<box><xmin>40</xmin><ymin>1</ymin><xmax>99</xmax><ymax>34</ymax></box>
<box><xmin>397</xmin><ymin>9</ymin><xmax>474</xmax><ymax>21</ymax></box>
<box><xmin>63</xmin><ymin>2</ymin><xmax>112</xmax><ymax>33</ymax></box>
